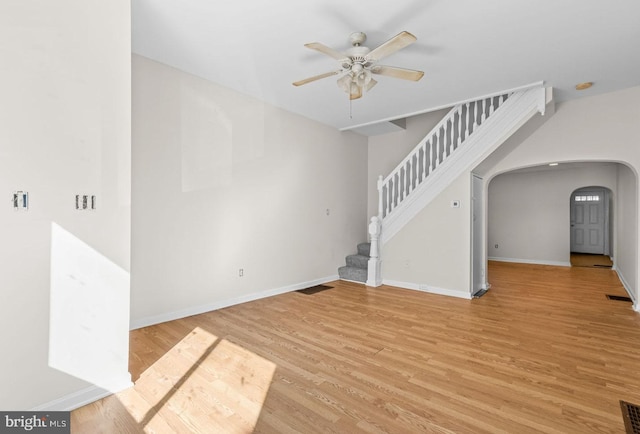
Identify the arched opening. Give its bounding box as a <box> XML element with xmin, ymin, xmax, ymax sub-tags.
<box><xmin>485</xmin><ymin>161</ymin><xmax>638</xmax><ymax>306</ymax></box>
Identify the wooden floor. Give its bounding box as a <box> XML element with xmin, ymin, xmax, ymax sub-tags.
<box><xmin>570</xmin><ymin>253</ymin><xmax>614</xmax><ymax>268</ymax></box>
<box><xmin>71</xmin><ymin>262</ymin><xmax>640</xmax><ymax>433</ymax></box>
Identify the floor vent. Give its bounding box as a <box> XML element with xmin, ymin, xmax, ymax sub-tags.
<box><xmin>620</xmin><ymin>400</ymin><xmax>640</xmax><ymax>434</ymax></box>
<box><xmin>297</xmin><ymin>284</ymin><xmax>333</xmax><ymax>295</ymax></box>
<box><xmin>607</xmin><ymin>295</ymin><xmax>633</xmax><ymax>302</ymax></box>
<box><xmin>473</xmin><ymin>289</ymin><xmax>488</xmax><ymax>298</ymax></box>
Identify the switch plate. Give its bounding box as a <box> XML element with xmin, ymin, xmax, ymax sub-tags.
<box><xmin>13</xmin><ymin>191</ymin><xmax>28</xmax><ymax>211</ymax></box>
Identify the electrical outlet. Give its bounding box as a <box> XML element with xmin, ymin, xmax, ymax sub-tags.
<box><xmin>239</xmin><ymin>268</ymin><xmax>244</xmax><ymax>277</ymax></box>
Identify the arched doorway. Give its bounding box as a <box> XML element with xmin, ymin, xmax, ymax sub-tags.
<box><xmin>569</xmin><ymin>186</ymin><xmax>611</xmax><ymax>256</ymax></box>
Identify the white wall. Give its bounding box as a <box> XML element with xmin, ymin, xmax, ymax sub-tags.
<box><xmin>615</xmin><ymin>164</ymin><xmax>638</xmax><ymax>301</ymax></box>
<box><xmin>488</xmin><ymin>164</ymin><xmax>618</xmax><ymax>265</ymax></box>
<box><xmin>367</xmin><ymin>109</ymin><xmax>448</xmax><ymax>219</ymax></box>
<box><xmin>382</xmin><ymin>173</ymin><xmax>471</xmax><ymax>296</ymax></box>
<box><xmin>484</xmin><ymin>86</ymin><xmax>640</xmax><ymax>300</ymax></box>
<box><xmin>0</xmin><ymin>0</ymin><xmax>131</xmax><ymax>410</ymax></box>
<box><xmin>131</xmin><ymin>55</ymin><xmax>368</xmax><ymax>326</ymax></box>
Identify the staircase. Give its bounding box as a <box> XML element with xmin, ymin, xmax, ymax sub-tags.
<box><xmin>339</xmin><ymin>85</ymin><xmax>548</xmax><ymax>286</ymax></box>
<box><xmin>338</xmin><ymin>243</ymin><xmax>370</xmax><ymax>283</ymax></box>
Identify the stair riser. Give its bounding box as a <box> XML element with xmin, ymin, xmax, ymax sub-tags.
<box><xmin>338</xmin><ymin>266</ymin><xmax>367</xmax><ymax>283</ymax></box>
<box><xmin>346</xmin><ymin>255</ymin><xmax>368</xmax><ymax>269</ymax></box>
<box><xmin>357</xmin><ymin>243</ymin><xmax>371</xmax><ymax>257</ymax></box>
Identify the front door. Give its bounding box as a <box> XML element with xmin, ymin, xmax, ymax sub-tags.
<box><xmin>570</xmin><ymin>188</ymin><xmax>605</xmax><ymax>254</ymax></box>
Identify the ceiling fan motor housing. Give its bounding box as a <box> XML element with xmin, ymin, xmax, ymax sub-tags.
<box><xmin>348</xmin><ymin>32</ymin><xmax>367</xmax><ymax>46</ymax></box>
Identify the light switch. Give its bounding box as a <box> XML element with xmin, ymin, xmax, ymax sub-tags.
<box><xmin>13</xmin><ymin>191</ymin><xmax>28</xmax><ymax>211</ymax></box>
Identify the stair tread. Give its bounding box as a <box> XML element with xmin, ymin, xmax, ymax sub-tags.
<box><xmin>346</xmin><ymin>254</ymin><xmax>369</xmax><ymax>259</ymax></box>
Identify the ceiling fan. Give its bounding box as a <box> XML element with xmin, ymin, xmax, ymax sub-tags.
<box><xmin>293</xmin><ymin>31</ymin><xmax>424</xmax><ymax>100</ymax></box>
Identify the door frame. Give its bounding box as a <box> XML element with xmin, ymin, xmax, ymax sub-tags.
<box><xmin>471</xmin><ymin>174</ymin><xmax>486</xmax><ymax>295</ymax></box>
<box><xmin>570</xmin><ymin>186</ymin><xmax>611</xmax><ymax>256</ymax></box>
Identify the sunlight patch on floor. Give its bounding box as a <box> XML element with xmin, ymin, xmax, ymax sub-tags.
<box><xmin>118</xmin><ymin>327</ymin><xmax>276</xmax><ymax>433</ymax></box>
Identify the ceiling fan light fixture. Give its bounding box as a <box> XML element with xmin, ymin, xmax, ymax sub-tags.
<box><xmin>294</xmin><ymin>31</ymin><xmax>424</xmax><ymax>99</ymax></box>
<box><xmin>337</xmin><ymin>74</ymin><xmax>352</xmax><ymax>93</ymax></box>
<box><xmin>349</xmin><ymin>81</ymin><xmax>362</xmax><ymax>100</ymax></box>
<box><xmin>365</xmin><ymin>78</ymin><xmax>378</xmax><ymax>92</ymax></box>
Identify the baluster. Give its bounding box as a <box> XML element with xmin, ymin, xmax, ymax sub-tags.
<box><xmin>405</xmin><ymin>161</ymin><xmax>411</xmax><ymax>195</ymax></box>
<box><xmin>449</xmin><ymin>119</ymin><xmax>454</xmax><ymax>154</ymax></box>
<box><xmin>465</xmin><ymin>103</ymin><xmax>470</xmax><ymax>139</ymax></box>
<box><xmin>472</xmin><ymin>101</ymin><xmax>478</xmax><ymax>131</ymax></box>
<box><xmin>420</xmin><ymin>141</ymin><xmax>429</xmax><ymax>182</ymax></box>
<box><xmin>377</xmin><ymin>175</ymin><xmax>383</xmax><ymax>218</ymax></box>
<box><xmin>387</xmin><ymin>180</ymin><xmax>393</xmax><ymax>215</ymax></box>
<box><xmin>424</xmin><ymin>138</ymin><xmax>431</xmax><ymax>177</ymax></box>
<box><xmin>448</xmin><ymin>120</ymin><xmax>453</xmax><ymax>154</ymax></box>
<box><xmin>412</xmin><ymin>155</ymin><xmax>417</xmax><ymax>190</ymax></box>
<box><xmin>434</xmin><ymin>129</ymin><xmax>440</xmax><ymax>168</ymax></box>
<box><xmin>457</xmin><ymin>107</ymin><xmax>463</xmax><ymax>148</ymax></box>
<box><xmin>449</xmin><ymin>118</ymin><xmax>454</xmax><ymax>153</ymax></box>
<box><xmin>489</xmin><ymin>97</ymin><xmax>495</xmax><ymax>116</ymax></box>
<box><xmin>394</xmin><ymin>173</ymin><xmax>399</xmax><ymax>207</ymax></box>
<box><xmin>405</xmin><ymin>165</ymin><xmax>409</xmax><ymax>198</ymax></box>
<box><xmin>500</xmin><ymin>93</ymin><xmax>506</xmax><ymax>105</ymax></box>
<box><xmin>440</xmin><ymin>126</ymin><xmax>446</xmax><ymax>162</ymax></box>
<box><xmin>389</xmin><ymin>177</ymin><xmax>394</xmax><ymax>212</ymax></box>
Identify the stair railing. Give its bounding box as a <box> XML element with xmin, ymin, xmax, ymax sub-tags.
<box><xmin>366</xmin><ymin>91</ymin><xmax>516</xmax><ymax>287</ymax></box>
<box><xmin>378</xmin><ymin>93</ymin><xmax>511</xmax><ymax>220</ymax></box>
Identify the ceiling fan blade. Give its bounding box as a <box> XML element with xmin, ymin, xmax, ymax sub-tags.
<box><xmin>371</xmin><ymin>65</ymin><xmax>424</xmax><ymax>81</ymax></box>
<box><xmin>366</xmin><ymin>31</ymin><xmax>417</xmax><ymax>61</ymax></box>
<box><xmin>304</xmin><ymin>42</ymin><xmax>347</xmax><ymax>61</ymax></box>
<box><xmin>293</xmin><ymin>70</ymin><xmax>341</xmax><ymax>86</ymax></box>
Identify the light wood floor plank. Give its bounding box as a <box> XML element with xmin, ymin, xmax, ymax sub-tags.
<box><xmin>71</xmin><ymin>262</ymin><xmax>640</xmax><ymax>433</ymax></box>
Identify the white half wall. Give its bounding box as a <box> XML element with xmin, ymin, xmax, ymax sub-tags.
<box><xmin>131</xmin><ymin>55</ymin><xmax>368</xmax><ymax>324</ymax></box>
<box><xmin>488</xmin><ymin>163</ymin><xmax>618</xmax><ymax>265</ymax></box>
<box><xmin>0</xmin><ymin>0</ymin><xmax>131</xmax><ymax>410</ymax></box>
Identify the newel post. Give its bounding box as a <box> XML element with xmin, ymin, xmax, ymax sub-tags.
<box><xmin>366</xmin><ymin>216</ymin><xmax>382</xmax><ymax>287</ymax></box>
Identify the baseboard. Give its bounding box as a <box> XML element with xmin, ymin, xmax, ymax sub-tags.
<box><xmin>488</xmin><ymin>256</ymin><xmax>571</xmax><ymax>267</ymax></box>
<box><xmin>614</xmin><ymin>268</ymin><xmax>638</xmax><ymax>310</ymax></box>
<box><xmin>383</xmin><ymin>279</ymin><xmax>472</xmax><ymax>300</ymax></box>
<box><xmin>130</xmin><ymin>275</ymin><xmax>339</xmax><ymax>330</ymax></box>
<box><xmin>31</xmin><ymin>378</ymin><xmax>133</xmax><ymax>411</ymax></box>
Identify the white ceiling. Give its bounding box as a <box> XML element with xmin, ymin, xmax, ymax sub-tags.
<box><xmin>132</xmin><ymin>0</ymin><xmax>640</xmax><ymax>132</ymax></box>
